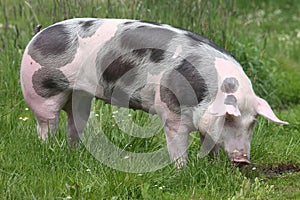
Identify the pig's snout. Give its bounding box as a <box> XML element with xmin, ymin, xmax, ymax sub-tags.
<box><xmin>230</xmin><ymin>149</ymin><xmax>250</xmax><ymax>165</ymax></box>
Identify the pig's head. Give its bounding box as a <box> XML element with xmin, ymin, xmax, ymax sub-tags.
<box><xmin>198</xmin><ymin>58</ymin><xmax>288</xmax><ymax>164</ymax></box>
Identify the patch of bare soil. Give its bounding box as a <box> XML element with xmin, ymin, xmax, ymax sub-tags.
<box><xmin>262</xmin><ymin>163</ymin><xmax>300</xmax><ymax>176</ymax></box>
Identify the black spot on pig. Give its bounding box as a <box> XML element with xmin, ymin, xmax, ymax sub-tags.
<box><xmin>132</xmin><ymin>48</ymin><xmax>165</xmax><ymax>63</ymax></box>
<box><xmin>28</xmin><ymin>24</ymin><xmax>78</xmax><ymax>68</ymax></box>
<box><xmin>224</xmin><ymin>95</ymin><xmax>237</xmax><ymax>106</ymax></box>
<box><xmin>120</xmin><ymin>26</ymin><xmax>175</xmax><ymax>51</ymax></box>
<box><xmin>129</xmin><ymin>87</ymin><xmax>144</xmax><ymax>111</ymax></box>
<box><xmin>174</xmin><ymin>59</ymin><xmax>208</xmax><ymax>105</ymax></box>
<box><xmin>102</xmin><ymin>56</ymin><xmax>136</xmax><ymax>83</ymax></box>
<box><xmin>139</xmin><ymin>20</ymin><xmax>162</xmax><ymax>26</ymax></box>
<box><xmin>185</xmin><ymin>31</ymin><xmax>231</xmax><ymax>57</ymax></box>
<box><xmin>221</xmin><ymin>77</ymin><xmax>239</xmax><ymax>93</ymax></box>
<box><xmin>31</xmin><ymin>24</ymin><xmax>70</xmax><ymax>55</ymax></box>
<box><xmin>108</xmin><ymin>85</ymin><xmax>145</xmax><ymax>111</ymax></box>
<box><xmin>78</xmin><ymin>19</ymin><xmax>103</xmax><ymax>38</ymax></box>
<box><xmin>160</xmin><ymin>85</ymin><xmax>180</xmax><ymax>113</ymax></box>
<box><xmin>80</xmin><ymin>20</ymin><xmax>96</xmax><ymax>30</ymax></box>
<box><xmin>109</xmin><ymin>86</ymin><xmax>130</xmax><ymax>107</ymax></box>
<box><xmin>132</xmin><ymin>49</ymin><xmax>148</xmax><ymax>57</ymax></box>
<box><xmin>124</xmin><ymin>21</ymin><xmax>134</xmax><ymax>25</ymax></box>
<box><xmin>160</xmin><ymin>59</ymin><xmax>208</xmax><ymax>113</ymax></box>
<box><xmin>150</xmin><ymin>49</ymin><xmax>165</xmax><ymax>63</ymax></box>
<box><xmin>32</xmin><ymin>67</ymin><xmax>69</xmax><ymax>98</ymax></box>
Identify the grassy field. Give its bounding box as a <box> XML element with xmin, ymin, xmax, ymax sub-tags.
<box><xmin>0</xmin><ymin>0</ymin><xmax>299</xmax><ymax>199</ymax></box>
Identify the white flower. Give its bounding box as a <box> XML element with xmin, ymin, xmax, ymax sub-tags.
<box><xmin>256</xmin><ymin>10</ymin><xmax>265</xmax><ymax>18</ymax></box>
<box><xmin>19</xmin><ymin>117</ymin><xmax>29</xmax><ymax>121</ymax></box>
<box><xmin>297</xmin><ymin>30</ymin><xmax>300</xmax><ymax>38</ymax></box>
<box><xmin>159</xmin><ymin>186</ymin><xmax>165</xmax><ymax>190</ymax></box>
<box><xmin>274</xmin><ymin>9</ymin><xmax>282</xmax><ymax>15</ymax></box>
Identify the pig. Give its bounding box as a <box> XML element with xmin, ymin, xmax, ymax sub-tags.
<box><xmin>20</xmin><ymin>18</ymin><xmax>288</xmax><ymax>166</ymax></box>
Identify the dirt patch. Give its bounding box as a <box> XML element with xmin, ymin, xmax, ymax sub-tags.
<box><xmin>262</xmin><ymin>163</ymin><xmax>300</xmax><ymax>176</ymax></box>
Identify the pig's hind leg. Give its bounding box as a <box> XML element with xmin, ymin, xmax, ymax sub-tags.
<box><xmin>63</xmin><ymin>91</ymin><xmax>93</xmax><ymax>145</ymax></box>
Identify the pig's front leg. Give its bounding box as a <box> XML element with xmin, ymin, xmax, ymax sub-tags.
<box><xmin>37</xmin><ymin>114</ymin><xmax>60</xmax><ymax>140</ymax></box>
<box><xmin>163</xmin><ymin>118</ymin><xmax>190</xmax><ymax>168</ymax></box>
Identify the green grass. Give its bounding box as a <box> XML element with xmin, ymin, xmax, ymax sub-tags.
<box><xmin>1</xmin><ymin>0</ymin><xmax>299</xmax><ymax>199</ymax></box>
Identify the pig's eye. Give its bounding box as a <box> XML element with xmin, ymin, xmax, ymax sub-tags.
<box><xmin>225</xmin><ymin>114</ymin><xmax>235</xmax><ymax>123</ymax></box>
<box><xmin>248</xmin><ymin>120</ymin><xmax>257</xmax><ymax>130</ymax></box>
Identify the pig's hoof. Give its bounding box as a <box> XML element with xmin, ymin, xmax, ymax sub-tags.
<box><xmin>67</xmin><ymin>137</ymin><xmax>81</xmax><ymax>148</ymax></box>
<box><xmin>174</xmin><ymin>159</ymin><xmax>188</xmax><ymax>169</ymax></box>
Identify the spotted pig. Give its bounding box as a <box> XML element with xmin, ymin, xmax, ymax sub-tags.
<box><xmin>20</xmin><ymin>18</ymin><xmax>288</xmax><ymax>166</ymax></box>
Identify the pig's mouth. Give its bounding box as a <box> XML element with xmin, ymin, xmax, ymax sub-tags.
<box><xmin>232</xmin><ymin>157</ymin><xmax>251</xmax><ymax>165</ymax></box>
<box><xmin>230</xmin><ymin>149</ymin><xmax>251</xmax><ymax>165</ymax></box>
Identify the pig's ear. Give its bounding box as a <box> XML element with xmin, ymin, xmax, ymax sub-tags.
<box><xmin>224</xmin><ymin>104</ymin><xmax>241</xmax><ymax>117</ymax></box>
<box><xmin>255</xmin><ymin>96</ymin><xmax>288</xmax><ymax>125</ymax></box>
<box><xmin>209</xmin><ymin>94</ymin><xmax>241</xmax><ymax>117</ymax></box>
<box><xmin>224</xmin><ymin>95</ymin><xmax>241</xmax><ymax>117</ymax></box>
